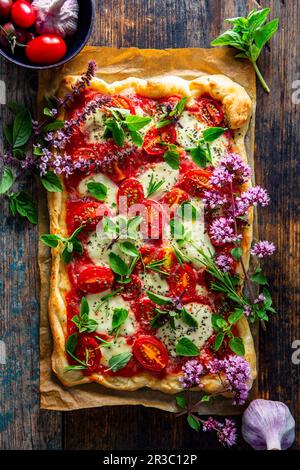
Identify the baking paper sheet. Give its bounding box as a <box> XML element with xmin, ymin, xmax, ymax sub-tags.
<box><xmin>38</xmin><ymin>46</ymin><xmax>257</xmax><ymax>412</ymax></box>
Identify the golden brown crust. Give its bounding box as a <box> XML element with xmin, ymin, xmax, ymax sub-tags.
<box><xmin>48</xmin><ymin>74</ymin><xmax>256</xmax><ymax>395</ymax></box>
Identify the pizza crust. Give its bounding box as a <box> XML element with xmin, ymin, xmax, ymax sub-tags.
<box><xmin>47</xmin><ymin>74</ymin><xmax>256</xmax><ymax>395</ymax></box>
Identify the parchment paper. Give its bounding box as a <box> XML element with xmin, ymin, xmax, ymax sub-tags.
<box><xmin>38</xmin><ymin>47</ymin><xmax>257</xmax><ymax>412</ymax></box>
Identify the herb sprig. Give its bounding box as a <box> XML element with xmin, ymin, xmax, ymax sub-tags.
<box><xmin>71</xmin><ymin>297</ymin><xmax>98</xmax><ymax>334</ymax></box>
<box><xmin>104</xmin><ymin>108</ymin><xmax>152</xmax><ymax>147</ymax></box>
<box><xmin>211</xmin><ymin>8</ymin><xmax>279</xmax><ymax>93</ymax></box>
<box><xmin>156</xmin><ymin>97</ymin><xmax>188</xmax><ymax>128</ymax></box>
<box><xmin>40</xmin><ymin>226</ymin><xmax>84</xmax><ymax>264</ymax></box>
<box><xmin>186</xmin><ymin>127</ymin><xmax>227</xmax><ymax>168</ymax></box>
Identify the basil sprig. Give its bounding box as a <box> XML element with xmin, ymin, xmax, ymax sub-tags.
<box><xmin>108</xmin><ymin>352</ymin><xmax>132</xmax><ymax>372</ymax></box>
<box><xmin>71</xmin><ymin>297</ymin><xmax>98</xmax><ymax>334</ymax></box>
<box><xmin>87</xmin><ymin>181</ymin><xmax>108</xmax><ymax>201</ymax></box>
<box><xmin>104</xmin><ymin>107</ymin><xmax>152</xmax><ymax>147</ymax></box>
<box><xmin>211</xmin><ymin>8</ymin><xmax>279</xmax><ymax>93</ymax></box>
<box><xmin>9</xmin><ymin>191</ymin><xmax>38</xmax><ymax>224</ymax></box>
<box><xmin>175</xmin><ymin>337</ymin><xmax>199</xmax><ymax>357</ymax></box>
<box><xmin>146</xmin><ymin>291</ymin><xmax>198</xmax><ymax>330</ymax></box>
<box><xmin>156</xmin><ymin>97</ymin><xmax>188</xmax><ymax>128</ymax></box>
<box><xmin>186</xmin><ymin>126</ymin><xmax>227</xmax><ymax>168</ymax></box>
<box><xmin>40</xmin><ymin>226</ymin><xmax>84</xmax><ymax>264</ymax></box>
<box><xmin>109</xmin><ymin>308</ymin><xmax>129</xmax><ymax>335</ymax></box>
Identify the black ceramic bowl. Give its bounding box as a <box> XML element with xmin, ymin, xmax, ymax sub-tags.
<box><xmin>0</xmin><ymin>0</ymin><xmax>95</xmax><ymax>70</ymax></box>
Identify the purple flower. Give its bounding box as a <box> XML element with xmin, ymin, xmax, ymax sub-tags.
<box><xmin>202</xmin><ymin>417</ymin><xmax>219</xmax><ymax>432</ymax></box>
<box><xmin>254</xmin><ymin>293</ymin><xmax>266</xmax><ymax>304</ymax></box>
<box><xmin>179</xmin><ymin>360</ymin><xmax>204</xmax><ymax>389</ymax></box>
<box><xmin>243</xmin><ymin>305</ymin><xmax>252</xmax><ymax>317</ymax></box>
<box><xmin>241</xmin><ymin>186</ymin><xmax>270</xmax><ymax>207</ymax></box>
<box><xmin>251</xmin><ymin>240</ymin><xmax>276</xmax><ymax>258</ymax></box>
<box><xmin>210</xmin><ymin>166</ymin><xmax>233</xmax><ymax>187</ymax></box>
<box><xmin>209</xmin><ymin>217</ymin><xmax>241</xmax><ymax>244</ymax></box>
<box><xmin>217</xmin><ymin>419</ymin><xmax>237</xmax><ymax>447</ymax></box>
<box><xmin>220</xmin><ymin>153</ymin><xmax>251</xmax><ymax>182</ymax></box>
<box><xmin>215</xmin><ymin>254</ymin><xmax>233</xmax><ymax>272</ymax></box>
<box><xmin>203</xmin><ymin>190</ymin><xmax>227</xmax><ymax>209</ymax></box>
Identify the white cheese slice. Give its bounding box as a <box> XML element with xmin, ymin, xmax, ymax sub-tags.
<box><xmin>100</xmin><ymin>337</ymin><xmax>132</xmax><ymax>367</ymax></box>
<box><xmin>137</xmin><ymin>162</ymin><xmax>179</xmax><ymax>200</ymax></box>
<box><xmin>156</xmin><ymin>302</ymin><xmax>213</xmax><ymax>357</ymax></box>
<box><xmin>78</xmin><ymin>173</ymin><xmax>118</xmax><ymax>212</ymax></box>
<box><xmin>210</xmin><ymin>134</ymin><xmax>230</xmax><ymax>167</ymax></box>
<box><xmin>86</xmin><ymin>293</ymin><xmax>137</xmax><ymax>337</ymax></box>
<box><xmin>83</xmin><ymin>109</ymin><xmax>106</xmax><ymax>144</ymax></box>
<box><xmin>139</xmin><ymin>270</ymin><xmax>169</xmax><ymax>295</ymax></box>
<box><xmin>175</xmin><ymin>110</ymin><xmax>206</xmax><ymax>148</ymax></box>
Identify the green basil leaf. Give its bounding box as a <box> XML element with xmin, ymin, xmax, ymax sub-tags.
<box><xmin>146</xmin><ymin>291</ymin><xmax>173</xmax><ymax>306</ymax></box>
<box><xmin>228</xmin><ymin>308</ymin><xmax>244</xmax><ymax>325</ymax></box>
<box><xmin>87</xmin><ymin>181</ymin><xmax>107</xmax><ymax>201</ymax></box>
<box><xmin>211</xmin><ymin>30</ymin><xmax>246</xmax><ymax>50</ymax></box>
<box><xmin>112</xmin><ymin>121</ymin><xmax>125</xmax><ymax>147</ymax></box>
<box><xmin>13</xmin><ymin>109</ymin><xmax>32</xmax><ymax>149</ymax></box>
<box><xmin>200</xmin><ymin>395</ymin><xmax>210</xmax><ymax>402</ymax></box>
<box><xmin>109</xmin><ymin>252</ymin><xmax>129</xmax><ymax>276</ymax></box>
<box><xmin>3</xmin><ymin>123</ymin><xmax>13</xmax><ymax>145</ymax></box>
<box><xmin>254</xmin><ymin>18</ymin><xmax>279</xmax><ymax>51</ymax></box>
<box><xmin>125</xmin><ymin>115</ymin><xmax>152</xmax><ymax>131</ymax></box>
<box><xmin>189</xmin><ymin>145</ymin><xmax>207</xmax><ymax>168</ymax></box>
<box><xmin>119</xmin><ymin>241</ymin><xmax>139</xmax><ymax>257</ymax></box>
<box><xmin>14</xmin><ymin>191</ymin><xmax>37</xmax><ymax>224</ymax></box>
<box><xmin>175</xmin><ymin>337</ymin><xmax>199</xmax><ymax>357</ymax></box>
<box><xmin>187</xmin><ymin>415</ymin><xmax>200</xmax><ymax>432</ymax></box>
<box><xmin>43</xmin><ymin>107</ymin><xmax>54</xmax><ymax>117</ymax></box>
<box><xmin>129</xmin><ymin>129</ymin><xmax>143</xmax><ymax>147</ymax></box>
<box><xmin>43</xmin><ymin>121</ymin><xmax>65</xmax><ymax>132</ymax></box>
<box><xmin>40</xmin><ymin>234</ymin><xmax>61</xmax><ymax>248</ymax></box>
<box><xmin>108</xmin><ymin>352</ymin><xmax>132</xmax><ymax>372</ymax></box>
<box><xmin>214</xmin><ymin>332</ymin><xmax>225</xmax><ymax>351</ymax></box>
<box><xmin>80</xmin><ymin>297</ymin><xmax>89</xmax><ymax>317</ymax></box>
<box><xmin>65</xmin><ymin>333</ymin><xmax>78</xmax><ymax>354</ymax></box>
<box><xmin>9</xmin><ymin>194</ymin><xmax>17</xmax><ymax>216</ymax></box>
<box><xmin>211</xmin><ymin>314</ymin><xmax>227</xmax><ymax>331</ymax></box>
<box><xmin>164</xmin><ymin>149</ymin><xmax>180</xmax><ymax>170</ymax></box>
<box><xmin>171</xmin><ymin>97</ymin><xmax>188</xmax><ymax>117</ymax></box>
<box><xmin>176</xmin><ymin>395</ymin><xmax>187</xmax><ymax>409</ymax></box>
<box><xmin>7</xmin><ymin>101</ymin><xmax>27</xmax><ymax>114</ymax></box>
<box><xmin>127</xmin><ymin>215</ymin><xmax>142</xmax><ymax>236</ymax></box>
<box><xmin>111</xmin><ymin>307</ymin><xmax>128</xmax><ymax>333</ymax></box>
<box><xmin>177</xmin><ymin>201</ymin><xmax>198</xmax><ymax>221</ymax></box>
<box><xmin>41</xmin><ymin>171</ymin><xmax>63</xmax><ymax>193</ymax></box>
<box><xmin>247</xmin><ymin>8</ymin><xmax>271</xmax><ymax>29</ymax></box>
<box><xmin>251</xmin><ymin>268</ymin><xmax>268</xmax><ymax>285</ymax></box>
<box><xmin>0</xmin><ymin>167</ymin><xmax>14</xmax><ymax>194</ymax></box>
<box><xmin>231</xmin><ymin>247</ymin><xmax>242</xmax><ymax>261</ymax></box>
<box><xmin>156</xmin><ymin>119</ymin><xmax>172</xmax><ymax>129</ymax></box>
<box><xmin>202</xmin><ymin>126</ymin><xmax>227</xmax><ymax>142</ymax></box>
<box><xmin>229</xmin><ymin>336</ymin><xmax>245</xmax><ymax>356</ymax></box>
<box><xmin>181</xmin><ymin>309</ymin><xmax>198</xmax><ymax>328</ymax></box>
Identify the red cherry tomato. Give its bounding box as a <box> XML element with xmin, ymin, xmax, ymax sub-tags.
<box><xmin>109</xmin><ymin>95</ymin><xmax>136</xmax><ymax>115</ymax></box>
<box><xmin>143</xmin><ymin>124</ymin><xmax>176</xmax><ymax>156</ymax></box>
<box><xmin>117</xmin><ymin>178</ymin><xmax>145</xmax><ymax>209</ymax></box>
<box><xmin>71</xmin><ymin>147</ymin><xmax>97</xmax><ymax>162</ymax></box>
<box><xmin>75</xmin><ymin>335</ymin><xmax>102</xmax><ymax>373</ymax></box>
<box><xmin>139</xmin><ymin>199</ymin><xmax>164</xmax><ymax>240</ymax></box>
<box><xmin>78</xmin><ymin>266</ymin><xmax>114</xmax><ymax>294</ymax></box>
<box><xmin>161</xmin><ymin>188</ymin><xmax>190</xmax><ymax>215</ymax></box>
<box><xmin>187</xmin><ymin>97</ymin><xmax>224</xmax><ymax>126</ymax></box>
<box><xmin>150</xmin><ymin>247</ymin><xmax>177</xmax><ymax>274</ymax></box>
<box><xmin>135</xmin><ymin>296</ymin><xmax>157</xmax><ymax>329</ymax></box>
<box><xmin>25</xmin><ymin>34</ymin><xmax>67</xmax><ymax>65</ymax></box>
<box><xmin>67</xmin><ymin>200</ymin><xmax>109</xmax><ymax>233</ymax></box>
<box><xmin>0</xmin><ymin>0</ymin><xmax>12</xmax><ymax>19</ymax></box>
<box><xmin>133</xmin><ymin>335</ymin><xmax>168</xmax><ymax>371</ymax></box>
<box><xmin>180</xmin><ymin>169</ymin><xmax>212</xmax><ymax>198</ymax></box>
<box><xmin>168</xmin><ymin>263</ymin><xmax>197</xmax><ymax>300</ymax></box>
<box><xmin>11</xmin><ymin>1</ymin><xmax>35</xmax><ymax>28</ymax></box>
<box><xmin>117</xmin><ymin>274</ymin><xmax>142</xmax><ymax>301</ymax></box>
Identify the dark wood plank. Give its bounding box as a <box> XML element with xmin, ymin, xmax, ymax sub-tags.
<box><xmin>0</xmin><ymin>68</ymin><xmax>62</xmax><ymax>449</ymax></box>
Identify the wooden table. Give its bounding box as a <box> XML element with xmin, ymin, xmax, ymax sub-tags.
<box><xmin>0</xmin><ymin>0</ymin><xmax>299</xmax><ymax>451</ymax></box>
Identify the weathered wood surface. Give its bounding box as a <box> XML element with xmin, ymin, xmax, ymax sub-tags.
<box><xmin>0</xmin><ymin>0</ymin><xmax>299</xmax><ymax>450</ymax></box>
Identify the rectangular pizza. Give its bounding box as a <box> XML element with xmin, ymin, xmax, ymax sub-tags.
<box><xmin>47</xmin><ymin>72</ymin><xmax>257</xmax><ymax>396</ymax></box>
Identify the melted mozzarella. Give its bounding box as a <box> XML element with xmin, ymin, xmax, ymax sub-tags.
<box><xmin>100</xmin><ymin>337</ymin><xmax>132</xmax><ymax>366</ymax></box>
<box><xmin>86</xmin><ymin>293</ymin><xmax>137</xmax><ymax>336</ymax></box>
<box><xmin>78</xmin><ymin>173</ymin><xmax>118</xmax><ymax>212</ymax></box>
<box><xmin>137</xmin><ymin>162</ymin><xmax>179</xmax><ymax>200</ymax></box>
<box><xmin>156</xmin><ymin>302</ymin><xmax>213</xmax><ymax>357</ymax></box>
<box><xmin>210</xmin><ymin>134</ymin><xmax>230</xmax><ymax>167</ymax></box>
<box><xmin>139</xmin><ymin>270</ymin><xmax>169</xmax><ymax>295</ymax></box>
<box><xmin>175</xmin><ymin>110</ymin><xmax>206</xmax><ymax>148</ymax></box>
<box><xmin>83</xmin><ymin>109</ymin><xmax>106</xmax><ymax>144</ymax></box>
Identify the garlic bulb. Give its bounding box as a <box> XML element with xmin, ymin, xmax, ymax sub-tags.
<box><xmin>242</xmin><ymin>399</ymin><xmax>295</xmax><ymax>450</ymax></box>
<box><xmin>32</xmin><ymin>0</ymin><xmax>79</xmax><ymax>38</ymax></box>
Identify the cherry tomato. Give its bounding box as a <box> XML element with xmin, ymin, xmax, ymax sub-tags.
<box><xmin>133</xmin><ymin>335</ymin><xmax>168</xmax><ymax>371</ymax></box>
<box><xmin>26</xmin><ymin>34</ymin><xmax>67</xmax><ymax>65</ymax></box>
<box><xmin>117</xmin><ymin>274</ymin><xmax>142</xmax><ymax>301</ymax></box>
<box><xmin>151</xmin><ymin>247</ymin><xmax>177</xmax><ymax>274</ymax></box>
<box><xmin>75</xmin><ymin>335</ymin><xmax>102</xmax><ymax>373</ymax></box>
<box><xmin>168</xmin><ymin>263</ymin><xmax>197</xmax><ymax>300</ymax></box>
<box><xmin>187</xmin><ymin>97</ymin><xmax>224</xmax><ymax>126</ymax></box>
<box><xmin>11</xmin><ymin>1</ymin><xmax>35</xmax><ymax>28</ymax></box>
<box><xmin>161</xmin><ymin>188</ymin><xmax>189</xmax><ymax>215</ymax></box>
<box><xmin>134</xmin><ymin>296</ymin><xmax>157</xmax><ymax>329</ymax></box>
<box><xmin>110</xmin><ymin>95</ymin><xmax>136</xmax><ymax>115</ymax></box>
<box><xmin>139</xmin><ymin>199</ymin><xmax>164</xmax><ymax>240</ymax></box>
<box><xmin>143</xmin><ymin>124</ymin><xmax>176</xmax><ymax>156</ymax></box>
<box><xmin>78</xmin><ymin>266</ymin><xmax>114</xmax><ymax>294</ymax></box>
<box><xmin>180</xmin><ymin>169</ymin><xmax>212</xmax><ymax>198</ymax></box>
<box><xmin>71</xmin><ymin>147</ymin><xmax>96</xmax><ymax>162</ymax></box>
<box><xmin>117</xmin><ymin>178</ymin><xmax>145</xmax><ymax>209</ymax></box>
<box><xmin>67</xmin><ymin>200</ymin><xmax>109</xmax><ymax>233</ymax></box>
<box><xmin>0</xmin><ymin>0</ymin><xmax>12</xmax><ymax>19</ymax></box>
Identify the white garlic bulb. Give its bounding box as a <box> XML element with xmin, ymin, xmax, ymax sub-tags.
<box><xmin>32</xmin><ymin>0</ymin><xmax>79</xmax><ymax>38</ymax></box>
<box><xmin>242</xmin><ymin>399</ymin><xmax>295</xmax><ymax>450</ymax></box>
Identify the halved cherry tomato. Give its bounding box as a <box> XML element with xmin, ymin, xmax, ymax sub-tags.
<box><xmin>187</xmin><ymin>97</ymin><xmax>224</xmax><ymax>126</ymax></box>
<box><xmin>168</xmin><ymin>263</ymin><xmax>197</xmax><ymax>299</ymax></box>
<box><xmin>11</xmin><ymin>1</ymin><xmax>35</xmax><ymax>28</ymax></box>
<box><xmin>75</xmin><ymin>335</ymin><xmax>101</xmax><ymax>373</ymax></box>
<box><xmin>180</xmin><ymin>169</ymin><xmax>212</xmax><ymax>198</ymax></box>
<box><xmin>161</xmin><ymin>188</ymin><xmax>190</xmax><ymax>215</ymax></box>
<box><xmin>143</xmin><ymin>124</ymin><xmax>176</xmax><ymax>156</ymax></box>
<box><xmin>67</xmin><ymin>200</ymin><xmax>108</xmax><ymax>233</ymax></box>
<box><xmin>133</xmin><ymin>335</ymin><xmax>168</xmax><ymax>371</ymax></box>
<box><xmin>78</xmin><ymin>266</ymin><xmax>114</xmax><ymax>293</ymax></box>
<box><xmin>71</xmin><ymin>147</ymin><xmax>97</xmax><ymax>162</ymax></box>
<box><xmin>117</xmin><ymin>274</ymin><xmax>142</xmax><ymax>300</ymax></box>
<box><xmin>139</xmin><ymin>199</ymin><xmax>164</xmax><ymax>240</ymax></box>
<box><xmin>152</xmin><ymin>247</ymin><xmax>177</xmax><ymax>274</ymax></box>
<box><xmin>117</xmin><ymin>178</ymin><xmax>145</xmax><ymax>209</ymax></box>
<box><xmin>134</xmin><ymin>296</ymin><xmax>157</xmax><ymax>328</ymax></box>
<box><xmin>26</xmin><ymin>34</ymin><xmax>67</xmax><ymax>65</ymax></box>
<box><xmin>110</xmin><ymin>95</ymin><xmax>136</xmax><ymax>114</ymax></box>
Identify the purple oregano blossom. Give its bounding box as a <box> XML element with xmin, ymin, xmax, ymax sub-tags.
<box><xmin>210</xmin><ymin>153</ymin><xmax>251</xmax><ymax>187</ymax></box>
<box><xmin>202</xmin><ymin>417</ymin><xmax>237</xmax><ymax>447</ymax></box>
<box><xmin>250</xmin><ymin>240</ymin><xmax>276</xmax><ymax>258</ymax></box>
<box><xmin>179</xmin><ymin>360</ymin><xmax>204</xmax><ymax>389</ymax></box>
<box><xmin>215</xmin><ymin>254</ymin><xmax>234</xmax><ymax>272</ymax></box>
<box><xmin>209</xmin><ymin>217</ymin><xmax>242</xmax><ymax>244</ymax></box>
